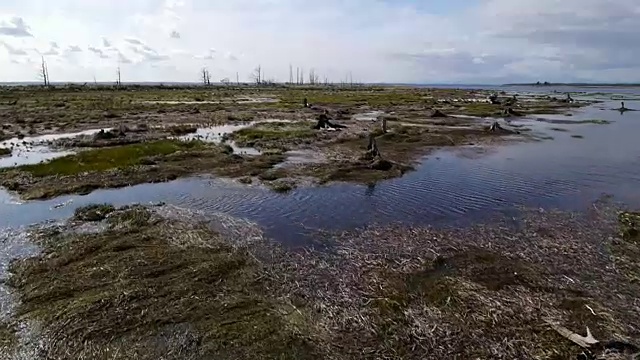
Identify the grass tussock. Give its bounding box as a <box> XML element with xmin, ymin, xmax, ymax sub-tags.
<box><xmin>0</xmin><ymin>139</ymin><xmax>287</xmax><ymax>200</ymax></box>
<box><xmin>231</xmin><ymin>121</ymin><xmax>316</xmax><ymax>149</ymax></box>
<box><xmin>6</xmin><ymin>205</ymin><xmax>318</xmax><ymax>360</ymax></box>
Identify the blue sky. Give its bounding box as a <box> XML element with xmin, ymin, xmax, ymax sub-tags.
<box><xmin>0</xmin><ymin>0</ymin><xmax>639</xmax><ymax>84</ymax></box>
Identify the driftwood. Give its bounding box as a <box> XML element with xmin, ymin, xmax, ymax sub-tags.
<box><xmin>313</xmin><ymin>113</ymin><xmax>347</xmax><ymax>130</ymax></box>
<box><xmin>546</xmin><ymin>321</ymin><xmax>640</xmax><ymax>360</ymax></box>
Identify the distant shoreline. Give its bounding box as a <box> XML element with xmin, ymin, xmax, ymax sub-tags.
<box><xmin>503</xmin><ymin>83</ymin><xmax>640</xmax><ymax>87</ymax></box>
<box><xmin>1</xmin><ymin>81</ymin><xmax>639</xmax><ymax>88</ymax></box>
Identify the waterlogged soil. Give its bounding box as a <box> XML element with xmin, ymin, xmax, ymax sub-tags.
<box><xmin>0</xmin><ymin>85</ymin><xmax>591</xmax><ymax>198</ymax></box>
<box><xmin>1</xmin><ymin>200</ymin><xmax>639</xmax><ymax>359</ymax></box>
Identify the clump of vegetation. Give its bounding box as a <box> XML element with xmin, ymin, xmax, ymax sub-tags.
<box><xmin>268</xmin><ymin>179</ymin><xmax>296</xmax><ymax>193</ymax></box>
<box><xmin>231</xmin><ymin>121</ymin><xmax>316</xmax><ymax>149</ymax></box>
<box><xmin>5</xmin><ymin>205</ymin><xmax>318</xmax><ymax>359</ymax></box>
<box><xmin>73</xmin><ymin>203</ymin><xmax>116</xmax><ymax>222</ymax></box>
<box><xmin>0</xmin><ymin>147</ymin><xmax>11</xmax><ymax>156</ymax></box>
<box><xmin>0</xmin><ymin>140</ymin><xmax>287</xmax><ymax>200</ymax></box>
<box><xmin>168</xmin><ymin>124</ymin><xmax>198</xmax><ymax>136</ymax></box>
<box><xmin>14</xmin><ymin>140</ymin><xmax>205</xmax><ymax>177</ymax></box>
<box><xmin>618</xmin><ymin>211</ymin><xmax>640</xmax><ymax>241</ymax></box>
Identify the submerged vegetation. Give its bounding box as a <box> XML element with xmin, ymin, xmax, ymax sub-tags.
<box><xmin>1</xmin><ymin>200</ymin><xmax>639</xmax><ymax>359</ymax></box>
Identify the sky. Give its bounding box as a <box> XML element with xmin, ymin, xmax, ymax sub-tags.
<box><xmin>0</xmin><ymin>0</ymin><xmax>639</xmax><ymax>84</ymax></box>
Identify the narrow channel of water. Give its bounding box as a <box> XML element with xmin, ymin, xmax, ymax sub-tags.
<box><xmin>1</xmin><ymin>92</ymin><xmax>639</xmax><ymax>246</ymax></box>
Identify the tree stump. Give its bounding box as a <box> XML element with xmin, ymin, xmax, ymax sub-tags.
<box><xmin>489</xmin><ymin>121</ymin><xmax>502</xmax><ymax>132</ymax></box>
<box><xmin>367</xmin><ymin>134</ymin><xmax>381</xmax><ymax>158</ymax></box>
<box><xmin>381</xmin><ymin>118</ymin><xmax>387</xmax><ymax>133</ymax></box>
<box><xmin>430</xmin><ymin>109</ymin><xmax>447</xmax><ymax>118</ymax></box>
<box><xmin>303</xmin><ymin>98</ymin><xmax>309</xmax><ymax>108</ymax></box>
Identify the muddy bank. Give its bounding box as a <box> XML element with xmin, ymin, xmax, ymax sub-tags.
<box><xmin>1</xmin><ymin>200</ymin><xmax>639</xmax><ymax>359</ymax></box>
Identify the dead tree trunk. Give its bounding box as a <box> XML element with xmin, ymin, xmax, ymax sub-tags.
<box><xmin>381</xmin><ymin>117</ymin><xmax>388</xmax><ymax>133</ymax></box>
<box><xmin>367</xmin><ymin>134</ymin><xmax>381</xmax><ymax>158</ymax></box>
<box><xmin>489</xmin><ymin>121</ymin><xmax>502</xmax><ymax>132</ymax></box>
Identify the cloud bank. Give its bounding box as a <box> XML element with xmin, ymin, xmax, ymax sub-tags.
<box><xmin>0</xmin><ymin>0</ymin><xmax>638</xmax><ymax>84</ymax></box>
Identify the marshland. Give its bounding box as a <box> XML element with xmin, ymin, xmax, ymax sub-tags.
<box><xmin>1</xmin><ymin>83</ymin><xmax>640</xmax><ymax>359</ymax></box>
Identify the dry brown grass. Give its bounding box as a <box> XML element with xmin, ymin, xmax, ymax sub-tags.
<box><xmin>3</xmin><ymin>199</ymin><xmax>638</xmax><ymax>359</ymax></box>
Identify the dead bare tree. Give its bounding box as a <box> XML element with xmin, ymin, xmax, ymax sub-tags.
<box><xmin>39</xmin><ymin>56</ymin><xmax>50</xmax><ymax>86</ymax></box>
<box><xmin>300</xmin><ymin>68</ymin><xmax>304</xmax><ymax>85</ymax></box>
<box><xmin>309</xmin><ymin>68</ymin><xmax>315</xmax><ymax>85</ymax></box>
<box><xmin>289</xmin><ymin>64</ymin><xmax>293</xmax><ymax>84</ymax></box>
<box><xmin>116</xmin><ymin>66</ymin><xmax>122</xmax><ymax>87</ymax></box>
<box><xmin>251</xmin><ymin>65</ymin><xmax>262</xmax><ymax>85</ymax></box>
<box><xmin>296</xmin><ymin>67</ymin><xmax>300</xmax><ymax>85</ymax></box>
<box><xmin>220</xmin><ymin>77</ymin><xmax>230</xmax><ymax>85</ymax></box>
<box><xmin>201</xmin><ymin>68</ymin><xmax>211</xmax><ymax>86</ymax></box>
<box><xmin>236</xmin><ymin>72</ymin><xmax>239</xmax><ymax>85</ymax></box>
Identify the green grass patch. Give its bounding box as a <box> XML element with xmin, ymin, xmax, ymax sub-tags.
<box><xmin>15</xmin><ymin>140</ymin><xmax>205</xmax><ymax>177</ymax></box>
<box><xmin>233</xmin><ymin>122</ymin><xmax>315</xmax><ymax>142</ymax></box>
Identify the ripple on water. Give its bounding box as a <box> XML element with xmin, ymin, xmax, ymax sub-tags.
<box><xmin>0</xmin><ymin>99</ymin><xmax>640</xmax><ymax>245</ymax></box>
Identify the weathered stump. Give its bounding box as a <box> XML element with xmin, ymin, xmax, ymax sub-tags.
<box><xmin>381</xmin><ymin>118</ymin><xmax>388</xmax><ymax>133</ymax></box>
<box><xmin>313</xmin><ymin>113</ymin><xmax>347</xmax><ymax>130</ymax></box>
<box><xmin>367</xmin><ymin>134</ymin><xmax>381</xmax><ymax>158</ymax></box>
<box><xmin>429</xmin><ymin>109</ymin><xmax>447</xmax><ymax>118</ymax></box>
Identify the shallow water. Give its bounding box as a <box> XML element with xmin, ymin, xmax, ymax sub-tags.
<box><xmin>0</xmin><ymin>129</ymin><xmax>110</xmax><ymax>168</ymax></box>
<box><xmin>1</xmin><ymin>90</ymin><xmax>640</xmax><ymax>246</ymax></box>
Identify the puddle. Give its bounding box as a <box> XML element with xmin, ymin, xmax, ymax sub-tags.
<box><xmin>0</xmin><ymin>128</ymin><xmax>112</xmax><ymax>148</ymax></box>
<box><xmin>352</xmin><ymin>111</ymin><xmax>384</xmax><ymax>121</ymax></box>
<box><xmin>274</xmin><ymin>149</ymin><xmax>327</xmax><ymax>168</ymax></box>
<box><xmin>0</xmin><ymin>129</ymin><xmax>111</xmax><ymax>168</ymax></box>
<box><xmin>177</xmin><ymin>119</ymin><xmax>294</xmax><ymax>156</ymax></box>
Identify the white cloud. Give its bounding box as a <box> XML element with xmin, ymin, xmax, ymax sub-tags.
<box><xmin>1</xmin><ymin>0</ymin><xmax>639</xmax><ymax>83</ymax></box>
<box><xmin>88</xmin><ymin>46</ymin><xmax>109</xmax><ymax>59</ymax></box>
<box><xmin>0</xmin><ymin>16</ymin><xmax>32</xmax><ymax>37</ymax></box>
<box><xmin>1</xmin><ymin>41</ymin><xmax>28</xmax><ymax>55</ymax></box>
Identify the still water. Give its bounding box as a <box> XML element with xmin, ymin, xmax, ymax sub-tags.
<box><xmin>1</xmin><ymin>86</ymin><xmax>640</xmax><ymax>245</ymax></box>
